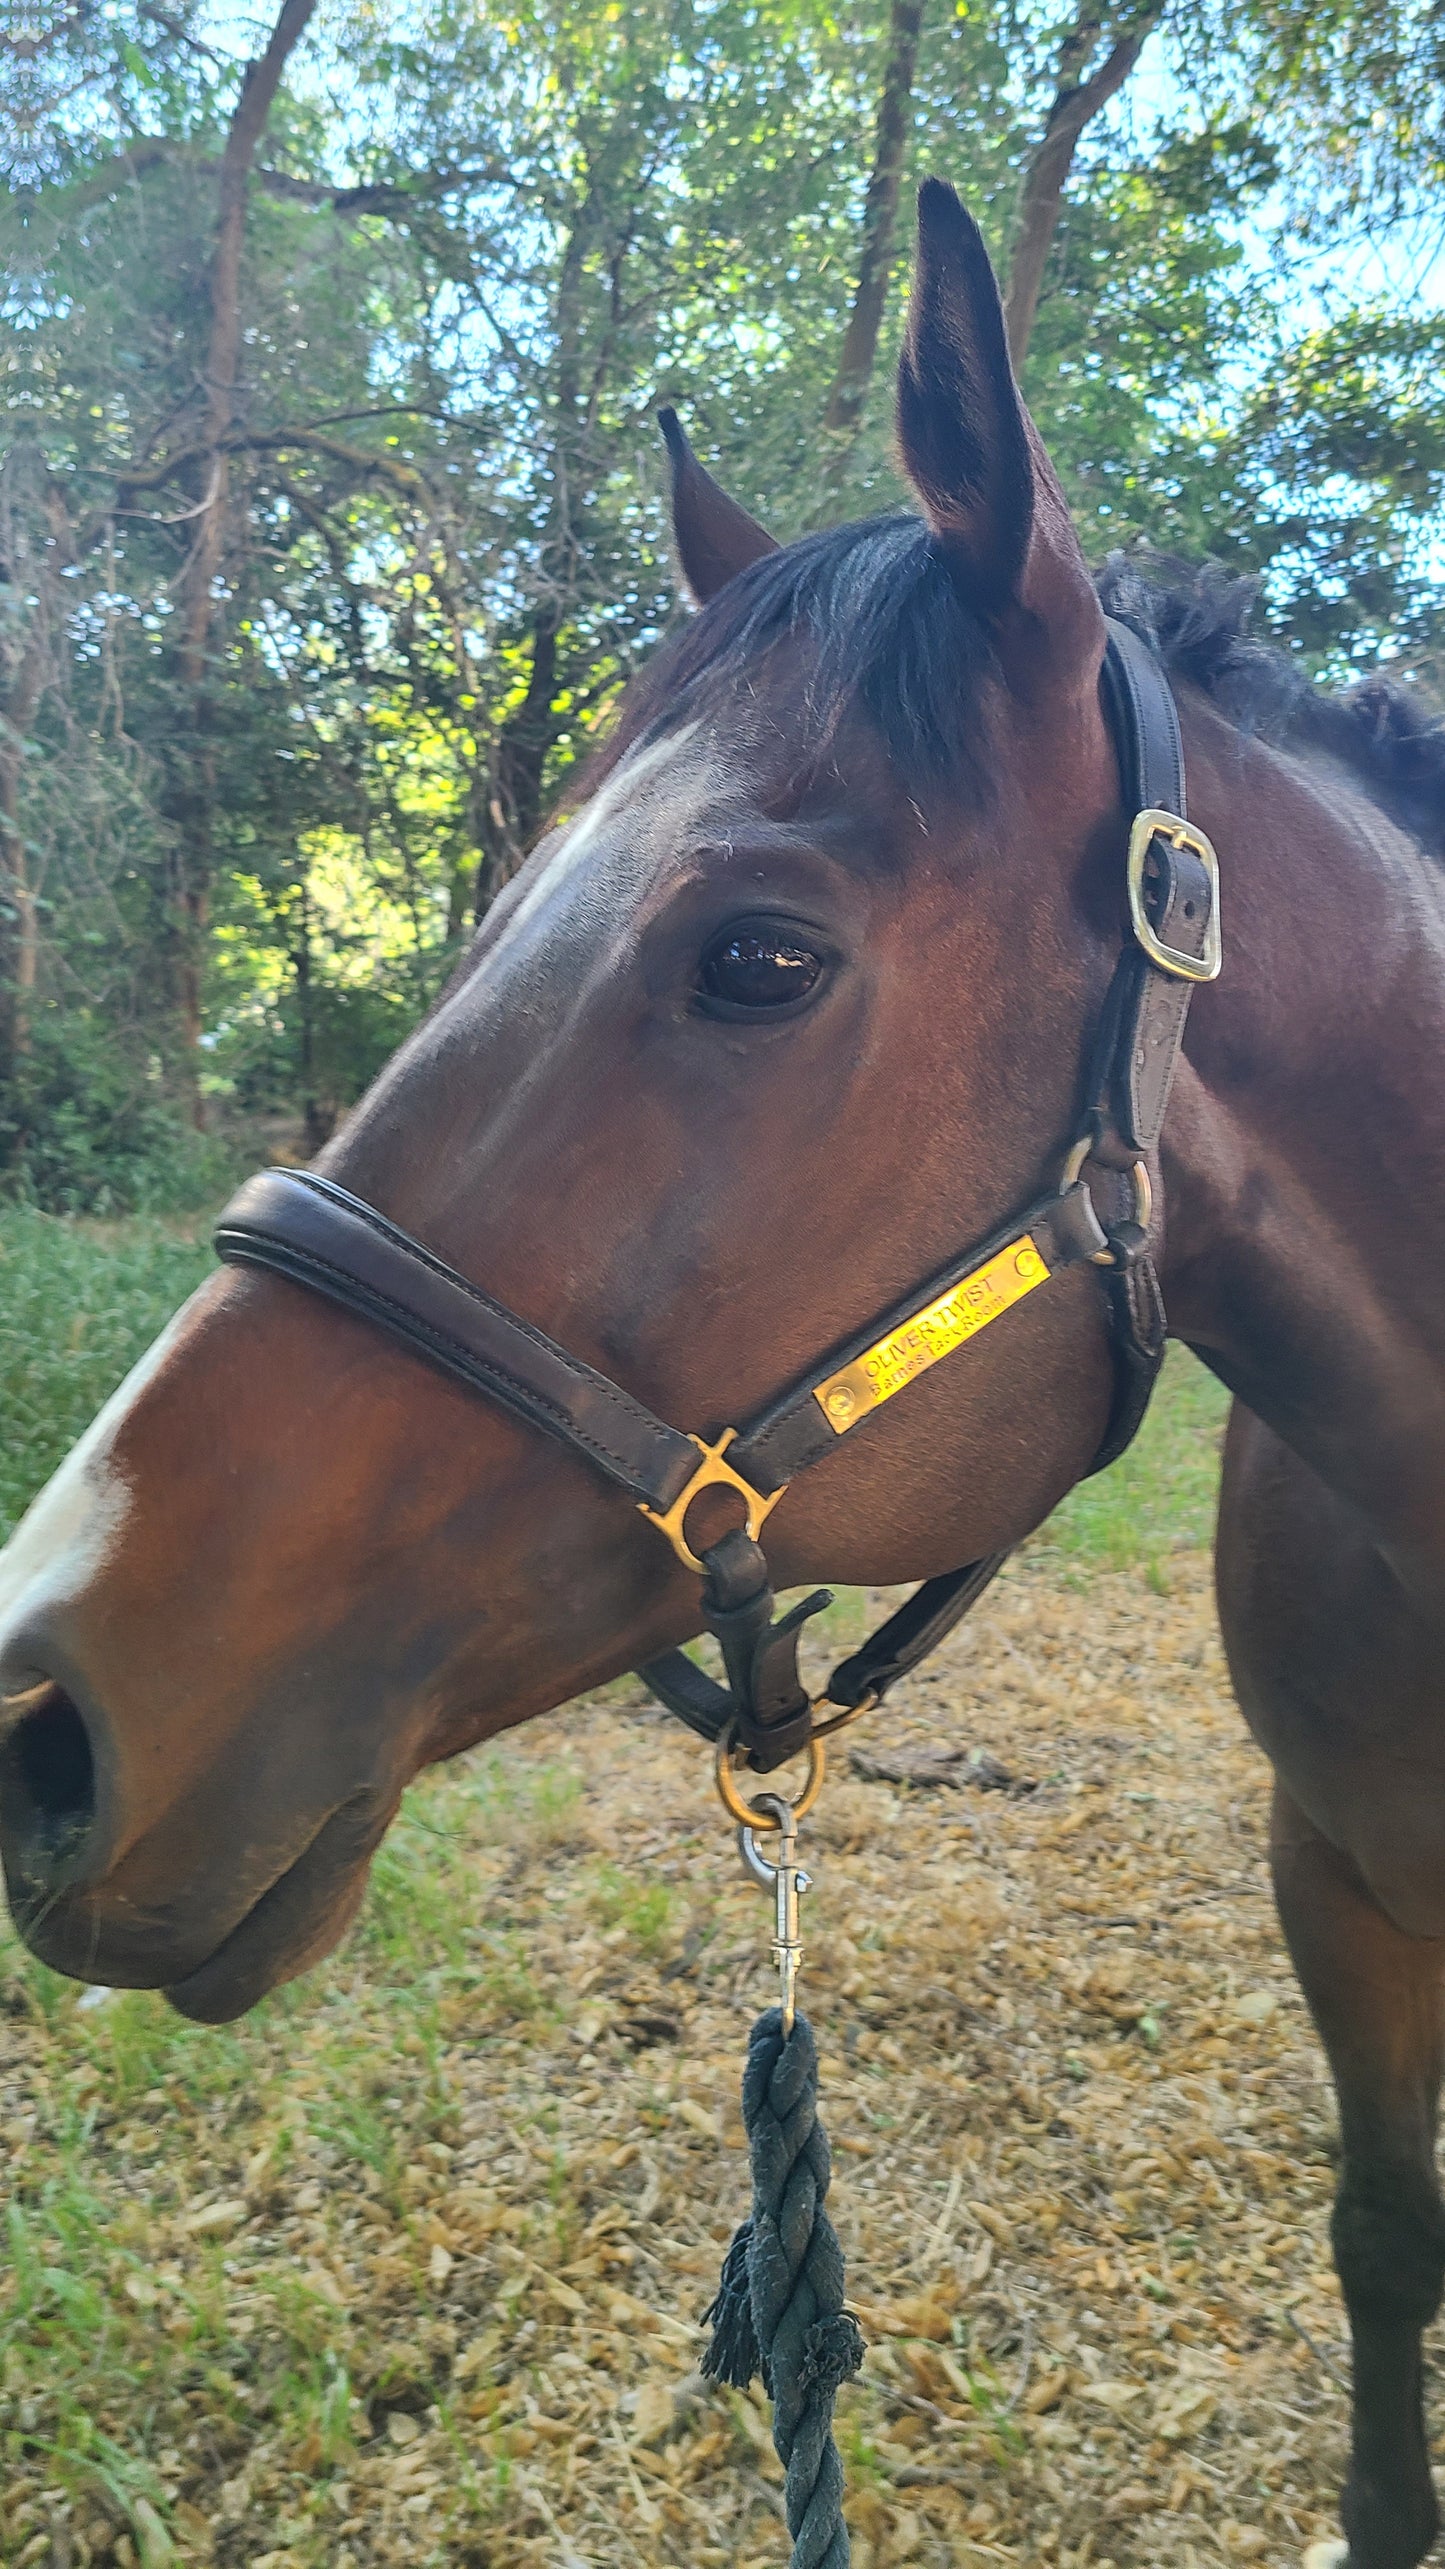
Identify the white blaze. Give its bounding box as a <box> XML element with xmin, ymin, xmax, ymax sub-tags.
<box><xmin>0</xmin><ymin>1304</ymin><xmax>195</xmax><ymax>1668</ymax></box>
<box><xmin>504</xmin><ymin>725</ymin><xmax>711</xmax><ymax>943</ymax></box>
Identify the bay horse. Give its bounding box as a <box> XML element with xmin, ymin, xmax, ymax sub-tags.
<box><xmin>2</xmin><ymin>181</ymin><xmax>1444</xmax><ymax>2568</ymax></box>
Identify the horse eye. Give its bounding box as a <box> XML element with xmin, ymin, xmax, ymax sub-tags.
<box><xmin>699</xmin><ymin>928</ymin><xmax>823</xmax><ymax>1010</ymax></box>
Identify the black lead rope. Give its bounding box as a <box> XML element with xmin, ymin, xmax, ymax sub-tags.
<box><xmin>704</xmin><ymin>1777</ymin><xmax>865</xmax><ymax>2563</ymax></box>
<box><xmin>702</xmin><ymin>2010</ymin><xmax>864</xmax><ymax>2569</ymax></box>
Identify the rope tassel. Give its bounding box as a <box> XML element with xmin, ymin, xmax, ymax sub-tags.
<box><xmin>702</xmin><ymin>2008</ymin><xmax>865</xmax><ymax>2568</ymax></box>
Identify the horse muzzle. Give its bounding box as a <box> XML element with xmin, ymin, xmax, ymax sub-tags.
<box><xmin>2</xmin><ymin>1782</ymin><xmax>383</xmax><ymax>2020</ymax></box>
<box><xmin>0</xmin><ymin>1645</ymin><xmax>390</xmax><ymax>2016</ymax></box>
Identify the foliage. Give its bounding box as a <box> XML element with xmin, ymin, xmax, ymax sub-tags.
<box><xmin>1</xmin><ymin>0</ymin><xmax>1441</xmax><ymax>1203</ymax></box>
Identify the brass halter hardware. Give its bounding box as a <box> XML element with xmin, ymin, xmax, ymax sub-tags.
<box><xmin>1060</xmin><ymin>1134</ymin><xmax>1152</xmax><ymax>1265</ymax></box>
<box><xmin>807</xmin><ymin>1689</ymin><xmax>880</xmax><ymax>1742</ymax></box>
<box><xmin>1127</xmin><ymin>810</ymin><xmax>1222</xmax><ymax>982</ymax></box>
<box><xmin>715</xmin><ymin>1719</ymin><xmax>827</xmax><ymax>1826</ymax></box>
<box><xmin>637</xmin><ymin>1429</ymin><xmax>789</xmax><ymax>1575</ymax></box>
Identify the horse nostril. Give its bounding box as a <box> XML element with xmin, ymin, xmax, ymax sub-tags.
<box><xmin>0</xmin><ymin>1684</ymin><xmax>99</xmax><ymax>1886</ymax></box>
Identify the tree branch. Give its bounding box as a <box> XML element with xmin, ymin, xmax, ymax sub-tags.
<box><xmin>64</xmin><ymin>405</ymin><xmax>446</xmax><ymax>552</ymax></box>
<box><xmin>1002</xmin><ymin>7</ymin><xmax>1161</xmax><ymax>371</ymax></box>
<box><xmin>239</xmin><ymin>427</ymin><xmax>435</xmax><ymax>503</ymax></box>
<box><xmin>58</xmin><ymin>141</ymin><xmax>185</xmax><ymax>209</ymax></box>
<box><xmin>56</xmin><ymin>138</ymin><xmax>523</xmax><ymax>219</ymax></box>
<box><xmin>253</xmin><ymin>158</ymin><xmax>525</xmax><ymax>211</ymax></box>
<box><xmin>820</xmin><ymin>0</ymin><xmax>927</xmax><ymax>479</ymax></box>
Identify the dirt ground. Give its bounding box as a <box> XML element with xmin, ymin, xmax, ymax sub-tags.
<box><xmin>0</xmin><ymin>1546</ymin><xmax>1391</xmax><ymax>2568</ymax></box>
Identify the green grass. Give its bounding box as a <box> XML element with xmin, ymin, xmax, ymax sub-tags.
<box><xmin>0</xmin><ymin>1747</ymin><xmax>595</xmax><ymax>2551</ymax></box>
<box><xmin>1031</xmin><ymin>1343</ymin><xmax>1230</xmax><ymax>1582</ymax></box>
<box><xmin>0</xmin><ymin>1209</ymin><xmax>216</xmax><ymax>1541</ymax></box>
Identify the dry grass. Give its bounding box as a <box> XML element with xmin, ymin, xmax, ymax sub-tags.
<box><xmin>0</xmin><ymin>1534</ymin><xmax>1383</xmax><ymax>2569</ymax></box>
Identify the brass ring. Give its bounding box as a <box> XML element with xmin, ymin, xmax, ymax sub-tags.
<box><xmin>714</xmin><ymin>1723</ymin><xmax>826</xmax><ymax>1828</ymax></box>
<box><xmin>1090</xmin><ymin>1156</ymin><xmax>1152</xmax><ymax>1264</ymax></box>
<box><xmin>1060</xmin><ymin>1137</ymin><xmax>1153</xmax><ymax>1264</ymax></box>
<box><xmin>637</xmin><ymin>1431</ymin><xmax>788</xmax><ymax>1576</ymax></box>
<box><xmin>808</xmin><ymin>1690</ymin><xmax>879</xmax><ymax>1742</ymax></box>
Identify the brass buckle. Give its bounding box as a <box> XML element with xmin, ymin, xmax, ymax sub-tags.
<box><xmin>1127</xmin><ymin>809</ymin><xmax>1222</xmax><ymax>983</ymax></box>
<box><xmin>638</xmin><ymin>1430</ymin><xmax>788</xmax><ymax>1575</ymax></box>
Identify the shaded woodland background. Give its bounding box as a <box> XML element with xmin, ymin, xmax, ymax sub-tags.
<box><xmin>2</xmin><ymin>0</ymin><xmax>1443</xmax><ymax>1207</ymax></box>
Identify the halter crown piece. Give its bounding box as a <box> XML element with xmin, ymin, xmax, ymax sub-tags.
<box><xmin>214</xmin><ymin>618</ymin><xmax>1220</xmax><ymax>1774</ymax></box>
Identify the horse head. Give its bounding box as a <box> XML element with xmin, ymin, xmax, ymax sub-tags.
<box><xmin>0</xmin><ymin>184</ymin><xmax>1133</xmax><ymax>2019</ymax></box>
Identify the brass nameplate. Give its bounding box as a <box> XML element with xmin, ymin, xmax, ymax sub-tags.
<box><xmin>812</xmin><ymin>1236</ymin><xmax>1050</xmax><ymax>1435</ymax></box>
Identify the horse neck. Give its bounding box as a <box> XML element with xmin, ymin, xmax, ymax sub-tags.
<box><xmin>1158</xmin><ymin>689</ymin><xmax>1445</xmax><ymax>1582</ymax></box>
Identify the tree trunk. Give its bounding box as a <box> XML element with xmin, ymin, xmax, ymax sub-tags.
<box><xmin>475</xmin><ymin>606</ymin><xmax>561</xmax><ymax>908</ymax></box>
<box><xmin>0</xmin><ymin>643</ymin><xmax>44</xmax><ymax>1078</ymax></box>
<box><xmin>474</xmin><ymin>184</ymin><xmax>599</xmax><ymax>912</ymax></box>
<box><xmin>444</xmin><ymin>849</ymin><xmax>475</xmax><ymax>947</ymax></box>
<box><xmin>1002</xmin><ymin>8</ymin><xmax>1161</xmax><ymax>372</ymax></box>
<box><xmin>166</xmin><ymin>0</ymin><xmax>319</xmax><ymax>1126</ymax></box>
<box><xmin>819</xmin><ymin>0</ymin><xmax>927</xmax><ymax>490</ymax></box>
<box><xmin>294</xmin><ymin>872</ymin><xmax>332</xmax><ymax>1153</ymax></box>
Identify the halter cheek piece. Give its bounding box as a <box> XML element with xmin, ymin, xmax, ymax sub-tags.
<box><xmin>214</xmin><ymin>620</ymin><xmax>1219</xmax><ymax>1774</ymax></box>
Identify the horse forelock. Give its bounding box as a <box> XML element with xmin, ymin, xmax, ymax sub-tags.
<box><xmin>581</xmin><ymin>514</ymin><xmax>1003</xmax><ymax>814</ymax></box>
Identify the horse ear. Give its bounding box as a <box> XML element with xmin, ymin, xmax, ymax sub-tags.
<box><xmin>896</xmin><ymin>181</ymin><xmax>1099</xmax><ymax>664</ymax></box>
<box><xmin>659</xmin><ymin>408</ymin><xmax>780</xmax><ymax>604</ymax></box>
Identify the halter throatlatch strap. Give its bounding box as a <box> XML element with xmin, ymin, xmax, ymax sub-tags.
<box><xmin>1097</xmin><ymin>619</ymin><xmax>1220</xmax><ymax>1161</ymax></box>
<box><xmin>213</xmin><ymin>618</ymin><xmax>1219</xmax><ymax>1775</ymax></box>
<box><xmin>643</xmin><ymin>1547</ymin><xmax>1013</xmax><ymax>1760</ymax></box>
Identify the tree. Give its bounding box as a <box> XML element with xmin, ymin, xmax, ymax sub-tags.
<box><xmin>162</xmin><ymin>0</ymin><xmax>321</xmax><ymax>1121</ymax></box>
<box><xmin>0</xmin><ymin>444</ymin><xmax>56</xmax><ymax>1073</ymax></box>
<box><xmin>1</xmin><ymin>0</ymin><xmax>1441</xmax><ymax>1206</ymax></box>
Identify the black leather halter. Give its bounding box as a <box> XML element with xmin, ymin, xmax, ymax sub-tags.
<box><xmin>214</xmin><ymin>618</ymin><xmax>1219</xmax><ymax>1772</ymax></box>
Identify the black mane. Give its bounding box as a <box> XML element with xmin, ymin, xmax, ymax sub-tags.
<box><xmin>1098</xmin><ymin>554</ymin><xmax>1445</xmax><ymax>858</ymax></box>
<box><xmin>609</xmin><ymin>514</ymin><xmax>1445</xmax><ymax>856</ymax></box>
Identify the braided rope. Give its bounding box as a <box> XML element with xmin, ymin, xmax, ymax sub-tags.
<box><xmin>702</xmin><ymin>2009</ymin><xmax>865</xmax><ymax>2569</ymax></box>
